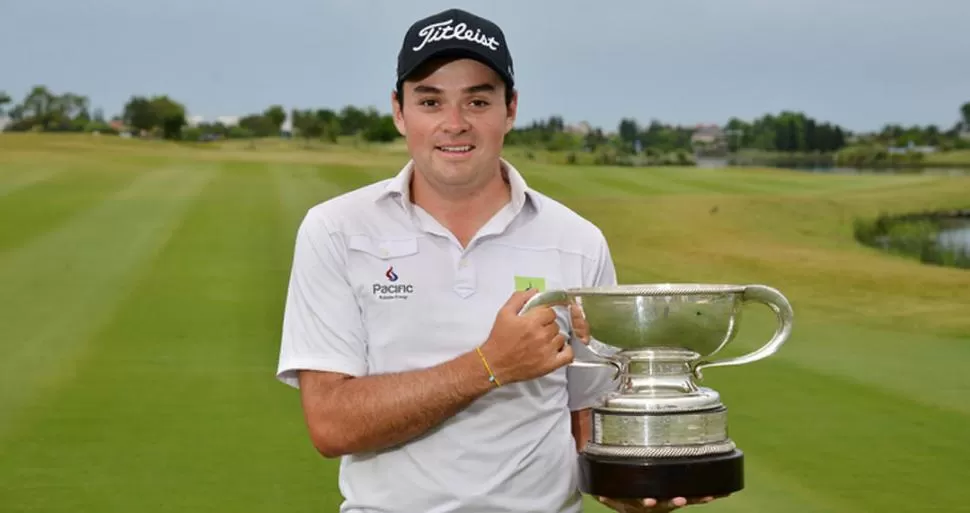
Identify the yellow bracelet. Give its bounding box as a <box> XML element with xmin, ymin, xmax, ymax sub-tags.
<box><xmin>475</xmin><ymin>346</ymin><xmax>501</xmax><ymax>387</ymax></box>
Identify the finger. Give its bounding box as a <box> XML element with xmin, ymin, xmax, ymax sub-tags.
<box><xmin>503</xmin><ymin>288</ymin><xmax>539</xmax><ymax>313</ymax></box>
<box><xmin>569</xmin><ymin>302</ymin><xmax>585</xmax><ymax>319</ymax></box>
<box><xmin>596</xmin><ymin>496</ymin><xmax>622</xmax><ymax>508</ymax></box>
<box><xmin>554</xmin><ymin>343</ymin><xmax>574</xmax><ymax>366</ymax></box>
<box><xmin>573</xmin><ymin>325</ymin><xmax>590</xmax><ymax>343</ymax></box>
<box><xmin>669</xmin><ymin>497</ymin><xmax>688</xmax><ymax>508</ymax></box>
<box><xmin>543</xmin><ymin>322</ymin><xmax>562</xmax><ymax>340</ymax></box>
<box><xmin>551</xmin><ymin>333</ymin><xmax>567</xmax><ymax>351</ymax></box>
<box><xmin>570</xmin><ymin>313</ymin><xmax>590</xmax><ymax>341</ymax></box>
<box><xmin>640</xmin><ymin>498</ymin><xmax>658</xmax><ymax>507</ymax></box>
<box><xmin>538</xmin><ymin>307</ymin><xmax>559</xmax><ymax>325</ymax></box>
<box><xmin>569</xmin><ymin>305</ymin><xmax>586</xmax><ymax>324</ymax></box>
<box><xmin>691</xmin><ymin>494</ymin><xmax>726</xmax><ymax>504</ymax></box>
<box><xmin>598</xmin><ymin>496</ymin><xmax>638</xmax><ymax>511</ymax></box>
<box><xmin>571</xmin><ymin>312</ymin><xmax>587</xmax><ymax>329</ymax></box>
<box><xmin>523</xmin><ymin>305</ymin><xmax>556</xmax><ymax>325</ymax></box>
<box><xmin>569</xmin><ymin>306</ymin><xmax>589</xmax><ymax>328</ymax></box>
<box><xmin>571</xmin><ymin>312</ymin><xmax>588</xmax><ymax>329</ymax></box>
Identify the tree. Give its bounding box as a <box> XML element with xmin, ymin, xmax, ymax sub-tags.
<box><xmin>121</xmin><ymin>94</ymin><xmax>186</xmax><ymax>139</ymax></box>
<box><xmin>291</xmin><ymin>109</ymin><xmax>324</xmax><ymax>145</ymax></box>
<box><xmin>239</xmin><ymin>114</ymin><xmax>278</xmax><ymax>137</ymax></box>
<box><xmin>584</xmin><ymin>128</ymin><xmax>607</xmax><ymax>151</ymax></box>
<box><xmin>263</xmin><ymin>105</ymin><xmax>287</xmax><ymax>131</ymax></box>
<box><xmin>339</xmin><ymin>105</ymin><xmax>371</xmax><ymax>136</ymax></box>
<box><xmin>617</xmin><ymin>118</ymin><xmax>639</xmax><ymax>144</ymax></box>
<box><xmin>0</xmin><ymin>91</ymin><xmax>10</xmax><ymax>117</ymax></box>
<box><xmin>21</xmin><ymin>86</ymin><xmax>56</xmax><ymax>129</ymax></box>
<box><xmin>151</xmin><ymin>96</ymin><xmax>187</xmax><ymax>139</ymax></box>
<box><xmin>961</xmin><ymin>102</ymin><xmax>970</xmax><ymax>131</ymax></box>
<box><xmin>363</xmin><ymin>114</ymin><xmax>399</xmax><ymax>143</ymax></box>
<box><xmin>122</xmin><ymin>96</ymin><xmax>156</xmax><ymax>133</ymax></box>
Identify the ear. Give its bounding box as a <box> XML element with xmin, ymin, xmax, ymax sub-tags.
<box><xmin>391</xmin><ymin>89</ymin><xmax>407</xmax><ymax>137</ymax></box>
<box><xmin>504</xmin><ymin>89</ymin><xmax>518</xmax><ymax>134</ymax></box>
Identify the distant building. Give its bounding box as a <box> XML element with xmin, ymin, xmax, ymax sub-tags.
<box><xmin>691</xmin><ymin>124</ymin><xmax>725</xmax><ymax>144</ymax></box>
<box><xmin>565</xmin><ymin>121</ymin><xmax>592</xmax><ymax>136</ymax></box>
<box><xmin>691</xmin><ymin>124</ymin><xmax>728</xmax><ymax>154</ymax></box>
<box><xmin>888</xmin><ymin>140</ymin><xmax>937</xmax><ymax>154</ymax></box>
<box><xmin>216</xmin><ymin>116</ymin><xmax>240</xmax><ymax>127</ymax></box>
<box><xmin>108</xmin><ymin>120</ymin><xmax>128</xmax><ymax>132</ymax></box>
<box><xmin>280</xmin><ymin>108</ymin><xmax>294</xmax><ymax>137</ymax></box>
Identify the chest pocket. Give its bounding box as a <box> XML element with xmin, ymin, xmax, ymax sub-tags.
<box><xmin>347</xmin><ymin>235</ymin><xmax>420</xmax><ymax>290</ymax></box>
<box><xmin>346</xmin><ymin>234</ymin><xmax>424</xmax><ymax>336</ymax></box>
<box><xmin>347</xmin><ymin>235</ymin><xmax>419</xmax><ymax>262</ymax></box>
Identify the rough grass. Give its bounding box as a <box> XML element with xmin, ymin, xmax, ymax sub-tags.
<box><xmin>927</xmin><ymin>149</ymin><xmax>970</xmax><ymax>165</ymax></box>
<box><xmin>1</xmin><ymin>133</ymin><xmax>968</xmax><ymax>513</ymax></box>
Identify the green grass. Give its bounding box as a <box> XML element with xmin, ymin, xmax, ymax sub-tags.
<box><xmin>1</xmin><ymin>133</ymin><xmax>969</xmax><ymax>512</ymax></box>
<box><xmin>926</xmin><ymin>149</ymin><xmax>970</xmax><ymax>165</ymax></box>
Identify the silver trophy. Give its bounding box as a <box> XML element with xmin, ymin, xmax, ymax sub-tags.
<box><xmin>520</xmin><ymin>283</ymin><xmax>794</xmax><ymax>499</ymax></box>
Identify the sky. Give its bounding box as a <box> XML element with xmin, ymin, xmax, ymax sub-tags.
<box><xmin>3</xmin><ymin>0</ymin><xmax>969</xmax><ymax>133</ymax></box>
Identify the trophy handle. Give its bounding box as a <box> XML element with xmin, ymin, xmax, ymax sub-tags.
<box><xmin>519</xmin><ymin>289</ymin><xmax>571</xmax><ymax>312</ymax></box>
<box><xmin>519</xmin><ymin>289</ymin><xmax>623</xmax><ymax>380</ymax></box>
<box><xmin>693</xmin><ymin>284</ymin><xmax>793</xmax><ymax>379</ymax></box>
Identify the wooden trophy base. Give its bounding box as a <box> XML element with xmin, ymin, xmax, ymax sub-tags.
<box><xmin>578</xmin><ymin>448</ymin><xmax>744</xmax><ymax>500</ymax></box>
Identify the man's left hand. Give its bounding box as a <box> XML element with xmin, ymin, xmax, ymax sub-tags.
<box><xmin>596</xmin><ymin>495</ymin><xmax>725</xmax><ymax>513</ymax></box>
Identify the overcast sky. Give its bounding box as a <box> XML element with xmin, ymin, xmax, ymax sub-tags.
<box><xmin>4</xmin><ymin>0</ymin><xmax>969</xmax><ymax>133</ymax></box>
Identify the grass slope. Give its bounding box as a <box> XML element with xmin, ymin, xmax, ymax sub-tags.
<box><xmin>1</xmin><ymin>134</ymin><xmax>968</xmax><ymax>513</ymax></box>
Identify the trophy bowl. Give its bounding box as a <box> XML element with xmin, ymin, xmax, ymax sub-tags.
<box><xmin>520</xmin><ymin>283</ymin><xmax>794</xmax><ymax>500</ymax></box>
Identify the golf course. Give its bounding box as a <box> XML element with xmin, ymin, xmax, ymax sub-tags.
<box><xmin>1</xmin><ymin>133</ymin><xmax>968</xmax><ymax>513</ymax></box>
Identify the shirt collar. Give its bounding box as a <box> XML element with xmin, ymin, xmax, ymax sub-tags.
<box><xmin>376</xmin><ymin>158</ymin><xmax>541</xmax><ymax>218</ymax></box>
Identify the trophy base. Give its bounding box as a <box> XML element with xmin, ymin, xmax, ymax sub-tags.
<box><xmin>578</xmin><ymin>448</ymin><xmax>743</xmax><ymax>500</ymax></box>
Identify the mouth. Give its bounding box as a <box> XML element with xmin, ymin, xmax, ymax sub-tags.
<box><xmin>435</xmin><ymin>144</ymin><xmax>476</xmax><ymax>156</ymax></box>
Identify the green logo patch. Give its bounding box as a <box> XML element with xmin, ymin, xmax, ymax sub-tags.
<box><xmin>514</xmin><ymin>276</ymin><xmax>546</xmax><ymax>292</ymax></box>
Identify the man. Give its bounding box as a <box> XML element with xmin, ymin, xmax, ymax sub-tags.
<box><xmin>276</xmin><ymin>8</ymin><xmax>720</xmax><ymax>513</ymax></box>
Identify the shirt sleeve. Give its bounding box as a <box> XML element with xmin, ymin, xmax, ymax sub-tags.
<box><xmin>566</xmin><ymin>231</ymin><xmax>622</xmax><ymax>411</ymax></box>
<box><xmin>276</xmin><ymin>209</ymin><xmax>368</xmax><ymax>388</ymax></box>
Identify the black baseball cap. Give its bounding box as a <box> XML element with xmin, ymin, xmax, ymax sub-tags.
<box><xmin>396</xmin><ymin>8</ymin><xmax>514</xmax><ymax>92</ymax></box>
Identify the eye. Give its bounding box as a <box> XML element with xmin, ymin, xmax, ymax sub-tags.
<box><xmin>470</xmin><ymin>99</ymin><xmax>490</xmax><ymax>108</ymax></box>
<box><xmin>419</xmin><ymin>99</ymin><xmax>439</xmax><ymax>107</ymax></box>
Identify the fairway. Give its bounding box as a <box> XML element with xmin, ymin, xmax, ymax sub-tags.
<box><xmin>1</xmin><ymin>134</ymin><xmax>968</xmax><ymax>513</ymax></box>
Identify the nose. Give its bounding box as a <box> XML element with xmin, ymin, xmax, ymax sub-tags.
<box><xmin>440</xmin><ymin>104</ymin><xmax>470</xmax><ymax>134</ymax></box>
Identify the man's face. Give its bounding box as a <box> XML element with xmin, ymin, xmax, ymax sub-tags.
<box><xmin>392</xmin><ymin>57</ymin><xmax>517</xmax><ymax>193</ymax></box>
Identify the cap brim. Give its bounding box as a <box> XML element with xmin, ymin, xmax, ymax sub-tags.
<box><xmin>397</xmin><ymin>47</ymin><xmax>512</xmax><ymax>90</ymax></box>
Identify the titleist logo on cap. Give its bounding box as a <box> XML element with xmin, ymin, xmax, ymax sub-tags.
<box><xmin>412</xmin><ymin>19</ymin><xmax>501</xmax><ymax>52</ymax></box>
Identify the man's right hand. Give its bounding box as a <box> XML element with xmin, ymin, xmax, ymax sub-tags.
<box><xmin>478</xmin><ymin>289</ymin><xmax>573</xmax><ymax>385</ymax></box>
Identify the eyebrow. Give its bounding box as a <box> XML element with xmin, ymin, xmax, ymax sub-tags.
<box><xmin>412</xmin><ymin>83</ymin><xmax>497</xmax><ymax>95</ymax></box>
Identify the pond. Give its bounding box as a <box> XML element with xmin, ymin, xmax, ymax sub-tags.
<box><xmin>938</xmin><ymin>221</ymin><xmax>970</xmax><ymax>252</ymax></box>
<box><xmin>694</xmin><ymin>157</ymin><xmax>970</xmax><ymax>176</ymax></box>
<box><xmin>855</xmin><ymin>213</ymin><xmax>970</xmax><ymax>270</ymax></box>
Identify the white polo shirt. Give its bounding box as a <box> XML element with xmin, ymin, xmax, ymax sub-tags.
<box><xmin>277</xmin><ymin>158</ymin><xmax>620</xmax><ymax>513</ymax></box>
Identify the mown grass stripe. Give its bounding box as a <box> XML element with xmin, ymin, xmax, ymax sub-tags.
<box><xmin>0</xmin><ymin>165</ymin><xmax>145</xmax><ymax>253</ymax></box>
<box><xmin>707</xmin><ymin>356</ymin><xmax>969</xmax><ymax>513</ymax></box>
<box><xmin>715</xmin><ymin>311</ymin><xmax>970</xmax><ymax>416</ymax></box>
<box><xmin>0</xmin><ymin>166</ymin><xmax>68</xmax><ymax>199</ymax></box>
<box><xmin>274</xmin><ymin>164</ymin><xmax>342</xmax><ymax>226</ymax></box>
<box><xmin>0</xmin><ymin>161</ymin><xmax>329</xmax><ymax>512</ymax></box>
<box><xmin>0</xmin><ymin>164</ymin><xmax>216</xmax><ymax>443</ymax></box>
<box><xmin>308</xmin><ymin>163</ymin><xmax>396</xmax><ymax>195</ymax></box>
